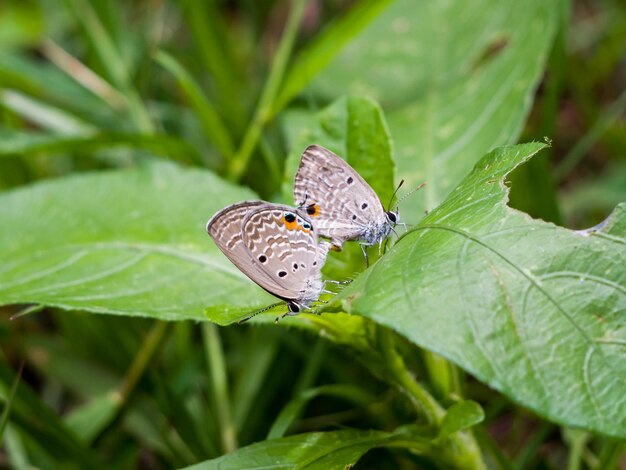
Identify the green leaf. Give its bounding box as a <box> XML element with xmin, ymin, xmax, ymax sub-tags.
<box><xmin>437</xmin><ymin>401</ymin><xmax>485</xmax><ymax>441</ymax></box>
<box><xmin>0</xmin><ymin>161</ymin><xmax>278</xmax><ymax>323</ymax></box>
<box><xmin>328</xmin><ymin>143</ymin><xmax>626</xmax><ymax>438</ymax></box>
<box><xmin>183</xmin><ymin>428</ymin><xmax>429</xmax><ymax>470</ymax></box>
<box><xmin>307</xmin><ymin>0</ymin><xmax>559</xmax><ymax>220</ymax></box>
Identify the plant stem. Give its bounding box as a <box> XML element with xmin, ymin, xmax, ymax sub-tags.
<box><xmin>423</xmin><ymin>349</ymin><xmax>461</xmax><ymax>399</ymax></box>
<box><xmin>203</xmin><ymin>323</ymin><xmax>237</xmax><ymax>453</ymax></box>
<box><xmin>378</xmin><ymin>327</ymin><xmax>486</xmax><ymax>470</ymax></box>
<box><xmin>597</xmin><ymin>440</ymin><xmax>624</xmax><ymax>470</ymax></box>
<box><xmin>566</xmin><ymin>430</ymin><xmax>589</xmax><ymax>470</ymax></box>
<box><xmin>228</xmin><ymin>0</ymin><xmax>307</xmax><ymax>181</ymax></box>
<box><xmin>120</xmin><ymin>321</ymin><xmax>168</xmax><ymax>402</ymax></box>
<box><xmin>378</xmin><ymin>327</ymin><xmax>444</xmax><ymax>424</ymax></box>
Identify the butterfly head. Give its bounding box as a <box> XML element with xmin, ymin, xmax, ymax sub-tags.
<box><xmin>385</xmin><ymin>210</ymin><xmax>400</xmax><ymax>226</ymax></box>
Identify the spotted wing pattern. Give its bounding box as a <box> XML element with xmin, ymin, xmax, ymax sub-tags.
<box><xmin>207</xmin><ymin>202</ymin><xmax>327</xmax><ymax>303</ymax></box>
<box><xmin>293</xmin><ymin>145</ymin><xmax>387</xmax><ymax>248</ymax></box>
<box><xmin>207</xmin><ymin>201</ymin><xmax>265</xmax><ymax>280</ymax></box>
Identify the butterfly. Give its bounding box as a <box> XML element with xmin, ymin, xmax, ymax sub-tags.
<box><xmin>206</xmin><ymin>201</ymin><xmax>331</xmax><ymax>319</ymax></box>
<box><xmin>294</xmin><ymin>144</ymin><xmax>402</xmax><ymax>264</ymax></box>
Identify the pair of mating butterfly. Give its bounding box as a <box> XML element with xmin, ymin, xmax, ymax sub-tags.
<box><xmin>207</xmin><ymin>145</ymin><xmax>411</xmax><ymax>320</ymax></box>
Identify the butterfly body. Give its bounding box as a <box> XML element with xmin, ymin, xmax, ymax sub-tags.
<box><xmin>294</xmin><ymin>145</ymin><xmax>398</xmax><ymax>254</ymax></box>
<box><xmin>206</xmin><ymin>201</ymin><xmax>330</xmax><ymax>313</ymax></box>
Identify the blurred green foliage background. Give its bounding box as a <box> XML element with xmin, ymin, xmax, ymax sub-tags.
<box><xmin>0</xmin><ymin>0</ymin><xmax>624</xmax><ymax>468</ymax></box>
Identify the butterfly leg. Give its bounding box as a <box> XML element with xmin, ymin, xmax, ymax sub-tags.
<box><xmin>397</xmin><ymin>222</ymin><xmax>414</xmax><ymax>234</ymax></box>
<box><xmin>275</xmin><ymin>310</ymin><xmax>300</xmax><ymax>323</ymax></box>
<box><xmin>361</xmin><ymin>244</ymin><xmax>369</xmax><ymax>267</ymax></box>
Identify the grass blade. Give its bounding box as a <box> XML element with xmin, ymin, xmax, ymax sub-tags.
<box><xmin>155</xmin><ymin>50</ymin><xmax>235</xmax><ymax>164</ymax></box>
<box><xmin>181</xmin><ymin>0</ymin><xmax>245</xmax><ymax>126</ymax></box>
<box><xmin>41</xmin><ymin>39</ymin><xmax>126</xmax><ymax>111</ymax></box>
<box><xmin>0</xmin><ymin>89</ymin><xmax>96</xmax><ymax>134</ymax></box>
<box><xmin>0</xmin><ymin>129</ymin><xmax>200</xmax><ymax>163</ymax></box>
<box><xmin>0</xmin><ymin>361</ymin><xmax>23</xmax><ymax>445</ymax></box>
<box><xmin>267</xmin><ymin>384</ymin><xmax>374</xmax><ymax>439</ymax></box>
<box><xmin>272</xmin><ymin>0</ymin><xmax>393</xmax><ymax>116</ymax></box>
<box><xmin>202</xmin><ymin>323</ymin><xmax>237</xmax><ymax>453</ymax></box>
<box><xmin>228</xmin><ymin>0</ymin><xmax>308</xmax><ymax>181</ymax></box>
<box><xmin>63</xmin><ymin>0</ymin><xmax>154</xmax><ymax>133</ymax></box>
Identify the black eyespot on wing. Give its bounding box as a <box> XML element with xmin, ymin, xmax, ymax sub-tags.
<box><xmin>278</xmin><ymin>271</ymin><xmax>287</xmax><ymax>278</ymax></box>
<box><xmin>361</xmin><ymin>203</ymin><xmax>368</xmax><ymax>210</ymax></box>
<box><xmin>293</xmin><ymin>263</ymin><xmax>298</xmax><ymax>270</ymax></box>
<box><xmin>258</xmin><ymin>255</ymin><xmax>267</xmax><ymax>263</ymax></box>
<box><xmin>313</xmin><ymin>261</ymin><xmax>317</xmax><ymax>266</ymax></box>
<box><xmin>352</xmin><ymin>215</ymin><xmax>357</xmax><ymax>220</ymax></box>
<box><xmin>284</xmin><ymin>212</ymin><xmax>296</xmax><ymax>223</ymax></box>
<box><xmin>347</xmin><ymin>177</ymin><xmax>354</xmax><ymax>184</ymax></box>
<box><xmin>303</xmin><ymin>222</ymin><xmax>311</xmax><ymax>230</ymax></box>
<box><xmin>306</xmin><ymin>204</ymin><xmax>317</xmax><ymax>215</ymax></box>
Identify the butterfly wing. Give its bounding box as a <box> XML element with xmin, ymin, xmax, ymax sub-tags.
<box><xmin>207</xmin><ymin>202</ymin><xmax>324</xmax><ymax>302</ymax></box>
<box><xmin>207</xmin><ymin>201</ymin><xmax>288</xmax><ymax>299</ymax></box>
<box><xmin>241</xmin><ymin>206</ymin><xmax>323</xmax><ymax>302</ymax></box>
<box><xmin>293</xmin><ymin>145</ymin><xmax>387</xmax><ymax>247</ymax></box>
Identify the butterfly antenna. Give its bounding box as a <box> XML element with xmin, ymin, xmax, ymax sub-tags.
<box><xmin>298</xmin><ymin>191</ymin><xmax>309</xmax><ymax>208</ymax></box>
<box><xmin>238</xmin><ymin>301</ymin><xmax>285</xmax><ymax>324</ymax></box>
<box><xmin>386</xmin><ymin>179</ymin><xmax>405</xmax><ymax>211</ymax></box>
<box><xmin>394</xmin><ymin>182</ymin><xmax>427</xmax><ymax>211</ymax></box>
<box><xmin>326</xmin><ymin>279</ymin><xmax>352</xmax><ymax>285</ymax></box>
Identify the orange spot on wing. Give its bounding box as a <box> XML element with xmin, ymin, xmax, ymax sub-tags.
<box><xmin>281</xmin><ymin>216</ymin><xmax>297</xmax><ymax>230</ymax></box>
<box><xmin>306</xmin><ymin>204</ymin><xmax>321</xmax><ymax>218</ymax></box>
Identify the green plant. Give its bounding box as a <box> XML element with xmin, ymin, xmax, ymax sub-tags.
<box><xmin>0</xmin><ymin>0</ymin><xmax>624</xmax><ymax>468</ymax></box>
